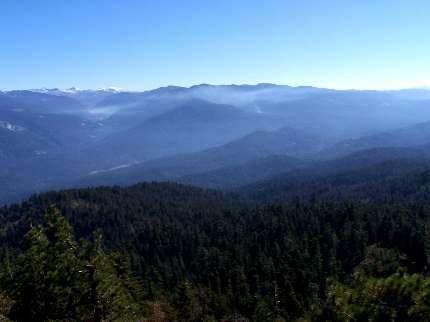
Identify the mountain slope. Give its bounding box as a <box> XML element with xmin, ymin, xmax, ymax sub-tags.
<box><xmin>241</xmin><ymin>146</ymin><xmax>430</xmax><ymax>203</ymax></box>
<box><xmin>320</xmin><ymin>120</ymin><xmax>430</xmax><ymax>159</ymax></box>
<box><xmin>79</xmin><ymin>126</ymin><xmax>323</xmax><ymax>187</ymax></box>
<box><xmin>85</xmin><ymin>99</ymin><xmax>286</xmax><ymax>168</ymax></box>
<box><xmin>178</xmin><ymin>155</ymin><xmax>304</xmax><ymax>189</ymax></box>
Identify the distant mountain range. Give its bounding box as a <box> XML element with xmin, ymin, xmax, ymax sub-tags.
<box><xmin>1</xmin><ymin>84</ymin><xmax>430</xmax><ymax>204</ymax></box>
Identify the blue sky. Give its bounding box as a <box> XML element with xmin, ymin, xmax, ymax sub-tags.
<box><xmin>1</xmin><ymin>0</ymin><xmax>429</xmax><ymax>90</ymax></box>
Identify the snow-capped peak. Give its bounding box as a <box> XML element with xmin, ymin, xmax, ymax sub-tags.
<box><xmin>97</xmin><ymin>86</ymin><xmax>124</xmax><ymax>92</ymax></box>
<box><xmin>29</xmin><ymin>86</ymin><xmax>125</xmax><ymax>95</ymax></box>
<box><xmin>30</xmin><ymin>87</ymin><xmax>61</xmax><ymax>94</ymax></box>
<box><xmin>29</xmin><ymin>87</ymin><xmax>82</xmax><ymax>95</ymax></box>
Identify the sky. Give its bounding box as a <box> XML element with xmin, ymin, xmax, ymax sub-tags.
<box><xmin>1</xmin><ymin>0</ymin><xmax>430</xmax><ymax>91</ymax></box>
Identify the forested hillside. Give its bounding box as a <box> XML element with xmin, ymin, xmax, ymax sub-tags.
<box><xmin>2</xmin><ymin>182</ymin><xmax>430</xmax><ymax>321</ymax></box>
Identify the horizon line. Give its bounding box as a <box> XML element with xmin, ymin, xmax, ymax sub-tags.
<box><xmin>1</xmin><ymin>82</ymin><xmax>430</xmax><ymax>93</ymax></box>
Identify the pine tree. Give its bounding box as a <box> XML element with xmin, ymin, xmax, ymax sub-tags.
<box><xmin>0</xmin><ymin>208</ymin><xmax>144</xmax><ymax>321</ymax></box>
<box><xmin>2</xmin><ymin>207</ymin><xmax>82</xmax><ymax>321</ymax></box>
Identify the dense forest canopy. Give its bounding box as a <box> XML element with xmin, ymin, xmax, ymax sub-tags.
<box><xmin>2</xmin><ymin>182</ymin><xmax>430</xmax><ymax>321</ymax></box>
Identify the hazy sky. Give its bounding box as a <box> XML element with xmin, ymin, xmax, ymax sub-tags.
<box><xmin>1</xmin><ymin>0</ymin><xmax>429</xmax><ymax>90</ymax></box>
